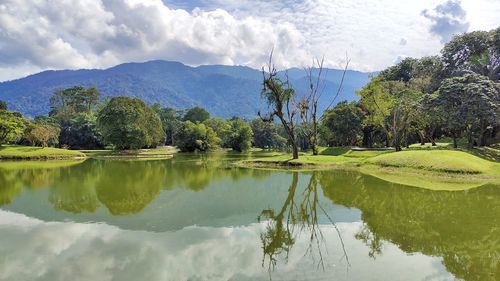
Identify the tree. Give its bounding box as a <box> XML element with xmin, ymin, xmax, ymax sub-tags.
<box><xmin>387</xmin><ymin>90</ymin><xmax>423</xmax><ymax>151</ymax></box>
<box><xmin>296</xmin><ymin>57</ymin><xmax>349</xmax><ymax>155</ymax></box>
<box><xmin>97</xmin><ymin>97</ymin><xmax>165</xmax><ymax>150</ymax></box>
<box><xmin>183</xmin><ymin>106</ymin><xmax>210</xmax><ymax>123</ymax></box>
<box><xmin>225</xmin><ymin>117</ymin><xmax>253</xmax><ymax>152</ymax></box>
<box><xmin>260</xmin><ymin>54</ymin><xmax>299</xmax><ymax>159</ymax></box>
<box><xmin>153</xmin><ymin>105</ymin><xmax>183</xmax><ymax>145</ymax></box>
<box><xmin>50</xmin><ymin>86</ymin><xmax>100</xmax><ymax>118</ymax></box>
<box><xmin>250</xmin><ymin>118</ymin><xmax>286</xmax><ymax>149</ymax></box>
<box><xmin>379</xmin><ymin>57</ymin><xmax>418</xmax><ymax>82</ymax></box>
<box><xmin>441</xmin><ymin>29</ymin><xmax>500</xmax><ymax>81</ymax></box>
<box><xmin>0</xmin><ymin>100</ymin><xmax>7</xmax><ymax>110</ymax></box>
<box><xmin>0</xmin><ymin>110</ymin><xmax>25</xmax><ymax>145</ymax></box>
<box><xmin>357</xmin><ymin>77</ymin><xmax>396</xmax><ymax>147</ymax></box>
<box><xmin>203</xmin><ymin>118</ymin><xmax>232</xmax><ymax>146</ymax></box>
<box><xmin>174</xmin><ymin>121</ymin><xmax>220</xmax><ymax>152</ymax></box>
<box><xmin>320</xmin><ymin>101</ymin><xmax>364</xmax><ymax>146</ymax></box>
<box><xmin>25</xmin><ymin>124</ymin><xmax>60</xmax><ymax>147</ymax></box>
<box><xmin>59</xmin><ymin>113</ymin><xmax>104</xmax><ymax>149</ymax></box>
<box><xmin>435</xmin><ymin>74</ymin><xmax>500</xmax><ymax>148</ymax></box>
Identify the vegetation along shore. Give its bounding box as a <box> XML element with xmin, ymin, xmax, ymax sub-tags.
<box><xmin>1</xmin><ymin>28</ymin><xmax>499</xmax><ymax>191</ymax></box>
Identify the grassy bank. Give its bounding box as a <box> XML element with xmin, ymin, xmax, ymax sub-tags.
<box><xmin>79</xmin><ymin>147</ymin><xmax>177</xmax><ymax>159</ymax></box>
<box><xmin>0</xmin><ymin>145</ymin><xmax>86</xmax><ymax>160</ymax></box>
<box><xmin>242</xmin><ymin>146</ymin><xmax>500</xmax><ymax>191</ymax></box>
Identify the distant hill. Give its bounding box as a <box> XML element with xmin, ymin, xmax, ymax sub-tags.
<box><xmin>0</xmin><ymin>60</ymin><xmax>372</xmax><ymax>119</ymax></box>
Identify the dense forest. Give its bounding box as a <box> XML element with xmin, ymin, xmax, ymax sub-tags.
<box><xmin>0</xmin><ymin>28</ymin><xmax>498</xmax><ymax>154</ymax></box>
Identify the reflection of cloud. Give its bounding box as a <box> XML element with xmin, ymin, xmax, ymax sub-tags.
<box><xmin>0</xmin><ymin>210</ymin><xmax>455</xmax><ymax>281</ymax></box>
<box><xmin>422</xmin><ymin>0</ymin><xmax>470</xmax><ymax>43</ymax></box>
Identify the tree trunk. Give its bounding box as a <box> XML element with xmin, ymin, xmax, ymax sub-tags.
<box><xmin>291</xmin><ymin>141</ymin><xmax>299</xmax><ymax>159</ymax></box>
<box><xmin>453</xmin><ymin>136</ymin><xmax>458</xmax><ymax>149</ymax></box>
<box><xmin>418</xmin><ymin>131</ymin><xmax>425</xmax><ymax>145</ymax></box>
<box><xmin>311</xmin><ymin>143</ymin><xmax>318</xmax><ymax>156</ymax></box>
<box><xmin>394</xmin><ymin>134</ymin><xmax>402</xmax><ymax>151</ymax></box>
<box><xmin>478</xmin><ymin>119</ymin><xmax>487</xmax><ymax>146</ymax></box>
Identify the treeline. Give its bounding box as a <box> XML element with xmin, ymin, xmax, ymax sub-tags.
<box><xmin>0</xmin><ymin>86</ymin><xmax>287</xmax><ymax>152</ymax></box>
<box><xmin>1</xmin><ymin>28</ymin><xmax>498</xmax><ymax>154</ymax></box>
<box><xmin>321</xmin><ymin>28</ymin><xmax>500</xmax><ymax>151</ymax></box>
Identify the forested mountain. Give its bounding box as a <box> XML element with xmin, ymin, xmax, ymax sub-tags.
<box><xmin>0</xmin><ymin>60</ymin><xmax>371</xmax><ymax>118</ymax></box>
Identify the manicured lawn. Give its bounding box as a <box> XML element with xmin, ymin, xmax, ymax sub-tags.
<box><xmin>366</xmin><ymin>150</ymin><xmax>496</xmax><ymax>174</ymax></box>
<box><xmin>0</xmin><ymin>145</ymin><xmax>85</xmax><ymax>160</ymax></box>
<box><xmin>242</xmin><ymin>147</ymin><xmax>500</xmax><ymax>190</ymax></box>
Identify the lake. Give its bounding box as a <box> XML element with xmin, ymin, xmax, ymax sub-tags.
<box><xmin>0</xmin><ymin>153</ymin><xmax>498</xmax><ymax>281</ymax></box>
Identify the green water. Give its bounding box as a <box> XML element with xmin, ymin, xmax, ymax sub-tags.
<box><xmin>0</xmin><ymin>153</ymin><xmax>498</xmax><ymax>281</ymax></box>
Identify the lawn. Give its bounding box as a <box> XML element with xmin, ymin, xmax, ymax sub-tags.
<box><xmin>0</xmin><ymin>145</ymin><xmax>86</xmax><ymax>160</ymax></box>
<box><xmin>241</xmin><ymin>146</ymin><xmax>500</xmax><ymax>190</ymax></box>
<box><xmin>366</xmin><ymin>150</ymin><xmax>496</xmax><ymax>174</ymax></box>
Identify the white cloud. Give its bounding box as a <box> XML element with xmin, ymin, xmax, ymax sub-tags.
<box><xmin>0</xmin><ymin>0</ymin><xmax>498</xmax><ymax>81</ymax></box>
<box><xmin>0</xmin><ymin>210</ymin><xmax>455</xmax><ymax>281</ymax></box>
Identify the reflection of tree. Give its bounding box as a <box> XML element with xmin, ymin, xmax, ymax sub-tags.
<box><xmin>0</xmin><ymin>162</ymin><xmax>80</xmax><ymax>206</ymax></box>
<box><xmin>0</xmin><ymin>170</ymin><xmax>22</xmax><ymax>205</ymax></box>
<box><xmin>319</xmin><ymin>170</ymin><xmax>500</xmax><ymax>281</ymax></box>
<box><xmin>354</xmin><ymin>223</ymin><xmax>382</xmax><ymax>259</ymax></box>
<box><xmin>164</xmin><ymin>153</ymin><xmax>272</xmax><ymax>191</ymax></box>
<box><xmin>258</xmin><ymin>172</ymin><xmax>348</xmax><ymax>272</ymax></box>
<box><xmin>258</xmin><ymin>172</ymin><xmax>298</xmax><ymax>269</ymax></box>
<box><xmin>49</xmin><ymin>161</ymin><xmax>100</xmax><ymax>213</ymax></box>
<box><xmin>95</xmin><ymin>160</ymin><xmax>165</xmax><ymax>215</ymax></box>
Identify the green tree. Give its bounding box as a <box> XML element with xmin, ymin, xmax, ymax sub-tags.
<box><xmin>225</xmin><ymin>117</ymin><xmax>253</xmax><ymax>152</ymax></box>
<box><xmin>174</xmin><ymin>121</ymin><xmax>220</xmax><ymax>152</ymax></box>
<box><xmin>435</xmin><ymin>74</ymin><xmax>499</xmax><ymax>148</ymax></box>
<box><xmin>387</xmin><ymin>90</ymin><xmax>423</xmax><ymax>151</ymax></box>
<box><xmin>97</xmin><ymin>97</ymin><xmax>165</xmax><ymax>150</ymax></box>
<box><xmin>441</xmin><ymin>29</ymin><xmax>499</xmax><ymax>81</ymax></box>
<box><xmin>25</xmin><ymin>124</ymin><xmax>60</xmax><ymax>147</ymax></box>
<box><xmin>203</xmin><ymin>117</ymin><xmax>231</xmax><ymax>146</ymax></box>
<box><xmin>0</xmin><ymin>110</ymin><xmax>25</xmax><ymax>145</ymax></box>
<box><xmin>183</xmin><ymin>106</ymin><xmax>210</xmax><ymax>123</ymax></box>
<box><xmin>320</xmin><ymin>101</ymin><xmax>364</xmax><ymax>146</ymax></box>
<box><xmin>59</xmin><ymin>113</ymin><xmax>104</xmax><ymax>149</ymax></box>
<box><xmin>379</xmin><ymin>57</ymin><xmax>418</xmax><ymax>82</ymax></box>
<box><xmin>49</xmin><ymin>86</ymin><xmax>100</xmax><ymax>118</ymax></box>
<box><xmin>250</xmin><ymin>118</ymin><xmax>286</xmax><ymax>149</ymax></box>
<box><xmin>357</xmin><ymin>77</ymin><xmax>396</xmax><ymax>147</ymax></box>
<box><xmin>153</xmin><ymin>105</ymin><xmax>182</xmax><ymax>145</ymax></box>
<box><xmin>0</xmin><ymin>100</ymin><xmax>7</xmax><ymax>110</ymax></box>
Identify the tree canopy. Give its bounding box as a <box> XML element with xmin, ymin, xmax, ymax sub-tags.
<box><xmin>97</xmin><ymin>97</ymin><xmax>165</xmax><ymax>149</ymax></box>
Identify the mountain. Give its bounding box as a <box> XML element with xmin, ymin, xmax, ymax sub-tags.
<box><xmin>0</xmin><ymin>60</ymin><xmax>372</xmax><ymax>119</ymax></box>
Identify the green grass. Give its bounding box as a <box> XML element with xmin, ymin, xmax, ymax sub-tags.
<box><xmin>366</xmin><ymin>150</ymin><xmax>496</xmax><ymax>174</ymax></box>
<box><xmin>0</xmin><ymin>145</ymin><xmax>85</xmax><ymax>160</ymax></box>
<box><xmin>241</xmin><ymin>146</ymin><xmax>500</xmax><ymax>190</ymax></box>
<box><xmin>408</xmin><ymin>142</ymin><xmax>451</xmax><ymax>148</ymax></box>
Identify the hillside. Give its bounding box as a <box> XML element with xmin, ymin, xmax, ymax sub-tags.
<box><xmin>0</xmin><ymin>60</ymin><xmax>371</xmax><ymax>119</ymax></box>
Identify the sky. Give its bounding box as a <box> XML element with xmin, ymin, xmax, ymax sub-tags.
<box><xmin>0</xmin><ymin>0</ymin><xmax>498</xmax><ymax>81</ymax></box>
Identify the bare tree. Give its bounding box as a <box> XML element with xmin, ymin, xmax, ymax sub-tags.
<box><xmin>297</xmin><ymin>56</ymin><xmax>350</xmax><ymax>155</ymax></box>
<box><xmin>260</xmin><ymin>52</ymin><xmax>299</xmax><ymax>159</ymax></box>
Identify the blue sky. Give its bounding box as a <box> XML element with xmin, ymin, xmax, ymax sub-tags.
<box><xmin>0</xmin><ymin>0</ymin><xmax>498</xmax><ymax>81</ymax></box>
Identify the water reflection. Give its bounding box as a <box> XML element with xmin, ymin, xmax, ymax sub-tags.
<box><xmin>0</xmin><ymin>155</ymin><xmax>272</xmax><ymax>215</ymax></box>
<box><xmin>319</xmin><ymin>170</ymin><xmax>500</xmax><ymax>281</ymax></box>
<box><xmin>259</xmin><ymin>172</ymin><xmax>349</xmax><ymax>272</ymax></box>
<box><xmin>0</xmin><ymin>155</ymin><xmax>498</xmax><ymax>281</ymax></box>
